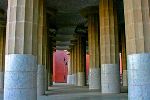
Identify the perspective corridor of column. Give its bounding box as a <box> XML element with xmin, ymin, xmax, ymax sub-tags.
<box><xmin>99</xmin><ymin>0</ymin><xmax>120</xmax><ymax>93</ymax></box>
<box><xmin>37</xmin><ymin>0</ymin><xmax>46</xmax><ymax>95</ymax></box>
<box><xmin>4</xmin><ymin>0</ymin><xmax>39</xmax><ymax>100</ymax></box>
<box><xmin>77</xmin><ymin>35</ymin><xmax>86</xmax><ymax>86</ymax></box>
<box><xmin>0</xmin><ymin>19</ymin><xmax>5</xmax><ymax>93</ymax></box>
<box><xmin>124</xmin><ymin>0</ymin><xmax>150</xmax><ymax>99</ymax></box>
<box><xmin>81</xmin><ymin>6</ymin><xmax>101</xmax><ymax>90</ymax></box>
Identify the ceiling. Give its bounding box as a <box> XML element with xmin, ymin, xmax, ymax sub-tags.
<box><xmin>0</xmin><ymin>0</ymin><xmax>124</xmax><ymax>51</ymax></box>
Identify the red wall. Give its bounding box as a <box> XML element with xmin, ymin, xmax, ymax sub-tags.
<box><xmin>53</xmin><ymin>51</ymin><xmax>90</xmax><ymax>83</ymax></box>
<box><xmin>53</xmin><ymin>50</ymin><xmax>68</xmax><ymax>83</ymax></box>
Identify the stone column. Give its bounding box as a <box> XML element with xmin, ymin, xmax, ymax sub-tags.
<box><xmin>37</xmin><ymin>0</ymin><xmax>46</xmax><ymax>95</ymax></box>
<box><xmin>71</xmin><ymin>48</ymin><xmax>75</xmax><ymax>84</ymax></box>
<box><xmin>72</xmin><ymin>45</ymin><xmax>77</xmax><ymax>85</ymax></box>
<box><xmin>48</xmin><ymin>46</ymin><xmax>53</xmax><ymax>86</ymax></box>
<box><xmin>124</xmin><ymin>0</ymin><xmax>150</xmax><ymax>99</ymax></box>
<box><xmin>4</xmin><ymin>0</ymin><xmax>39</xmax><ymax>100</ymax></box>
<box><xmin>121</xmin><ymin>30</ymin><xmax>128</xmax><ymax>87</ymax></box>
<box><xmin>67</xmin><ymin>50</ymin><xmax>73</xmax><ymax>84</ymax></box>
<box><xmin>77</xmin><ymin>35</ymin><xmax>86</xmax><ymax>86</ymax></box>
<box><xmin>81</xmin><ymin>7</ymin><xmax>101</xmax><ymax>90</ymax></box>
<box><xmin>0</xmin><ymin>20</ymin><xmax>5</xmax><ymax>93</ymax></box>
<box><xmin>99</xmin><ymin>0</ymin><xmax>120</xmax><ymax>93</ymax></box>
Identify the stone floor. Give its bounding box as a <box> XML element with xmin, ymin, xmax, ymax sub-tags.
<box><xmin>39</xmin><ymin>83</ymin><xmax>128</xmax><ymax>100</ymax></box>
<box><xmin>0</xmin><ymin>83</ymin><xmax>128</xmax><ymax>100</ymax></box>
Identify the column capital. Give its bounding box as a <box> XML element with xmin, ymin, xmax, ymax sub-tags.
<box><xmin>80</xmin><ymin>6</ymin><xmax>99</xmax><ymax>18</ymax></box>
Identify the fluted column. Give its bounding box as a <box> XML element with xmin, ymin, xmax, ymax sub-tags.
<box><xmin>4</xmin><ymin>0</ymin><xmax>39</xmax><ymax>100</ymax></box>
<box><xmin>81</xmin><ymin>6</ymin><xmax>100</xmax><ymax>90</ymax></box>
<box><xmin>67</xmin><ymin>50</ymin><xmax>73</xmax><ymax>84</ymax></box>
<box><xmin>37</xmin><ymin>0</ymin><xmax>46</xmax><ymax>95</ymax></box>
<box><xmin>0</xmin><ymin>20</ymin><xmax>5</xmax><ymax>93</ymax></box>
<box><xmin>124</xmin><ymin>0</ymin><xmax>150</xmax><ymax>99</ymax></box>
<box><xmin>77</xmin><ymin>35</ymin><xmax>86</xmax><ymax>86</ymax></box>
<box><xmin>72</xmin><ymin>45</ymin><xmax>77</xmax><ymax>85</ymax></box>
<box><xmin>99</xmin><ymin>0</ymin><xmax>120</xmax><ymax>93</ymax></box>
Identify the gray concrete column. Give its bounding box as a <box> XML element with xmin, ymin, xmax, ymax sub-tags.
<box><xmin>4</xmin><ymin>0</ymin><xmax>39</xmax><ymax>100</ymax></box>
<box><xmin>124</xmin><ymin>0</ymin><xmax>150</xmax><ymax>99</ymax></box>
<box><xmin>99</xmin><ymin>0</ymin><xmax>120</xmax><ymax>93</ymax></box>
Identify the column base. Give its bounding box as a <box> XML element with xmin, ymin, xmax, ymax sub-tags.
<box><xmin>67</xmin><ymin>75</ymin><xmax>73</xmax><ymax>85</ymax></box>
<box><xmin>4</xmin><ymin>54</ymin><xmax>37</xmax><ymax>100</ymax></box>
<box><xmin>0</xmin><ymin>72</ymin><xmax>4</xmax><ymax>93</ymax></box>
<box><xmin>44</xmin><ymin>69</ymin><xmax>48</xmax><ymax>91</ymax></box>
<box><xmin>37</xmin><ymin>64</ymin><xmax>45</xmax><ymax>95</ymax></box>
<box><xmin>128</xmin><ymin>53</ymin><xmax>150</xmax><ymax>100</ymax></box>
<box><xmin>72</xmin><ymin>74</ymin><xmax>77</xmax><ymax>85</ymax></box>
<box><xmin>101</xmin><ymin>64</ymin><xmax>120</xmax><ymax>93</ymax></box>
<box><xmin>77</xmin><ymin>72</ymin><xmax>85</xmax><ymax>86</ymax></box>
<box><xmin>89</xmin><ymin>68</ymin><xmax>101</xmax><ymax>90</ymax></box>
<box><xmin>122</xmin><ymin>70</ymin><xmax>128</xmax><ymax>86</ymax></box>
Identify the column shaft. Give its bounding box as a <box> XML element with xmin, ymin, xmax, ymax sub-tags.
<box><xmin>4</xmin><ymin>0</ymin><xmax>39</xmax><ymax>100</ymax></box>
<box><xmin>73</xmin><ymin>45</ymin><xmax>77</xmax><ymax>85</ymax></box>
<box><xmin>88</xmin><ymin>14</ymin><xmax>101</xmax><ymax>90</ymax></box>
<box><xmin>124</xmin><ymin>0</ymin><xmax>150</xmax><ymax>99</ymax></box>
<box><xmin>0</xmin><ymin>22</ymin><xmax>5</xmax><ymax>92</ymax></box>
<box><xmin>77</xmin><ymin>35</ymin><xmax>86</xmax><ymax>86</ymax></box>
<box><xmin>67</xmin><ymin>50</ymin><xmax>73</xmax><ymax>84</ymax></box>
<box><xmin>37</xmin><ymin>0</ymin><xmax>46</xmax><ymax>95</ymax></box>
<box><xmin>100</xmin><ymin>0</ymin><xmax>120</xmax><ymax>93</ymax></box>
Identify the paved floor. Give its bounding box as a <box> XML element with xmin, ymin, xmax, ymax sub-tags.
<box><xmin>39</xmin><ymin>83</ymin><xmax>128</xmax><ymax>100</ymax></box>
<box><xmin>0</xmin><ymin>83</ymin><xmax>128</xmax><ymax>100</ymax></box>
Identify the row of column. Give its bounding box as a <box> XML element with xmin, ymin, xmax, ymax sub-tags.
<box><xmin>2</xmin><ymin>0</ymin><xmax>150</xmax><ymax>100</ymax></box>
<box><xmin>67</xmin><ymin>35</ymin><xmax>86</xmax><ymax>86</ymax></box>
<box><xmin>3</xmin><ymin>0</ymin><xmax>54</xmax><ymax>99</ymax></box>
<box><xmin>80</xmin><ymin>0</ymin><xmax>120</xmax><ymax>93</ymax></box>
<box><xmin>79</xmin><ymin>0</ymin><xmax>150</xmax><ymax>99</ymax></box>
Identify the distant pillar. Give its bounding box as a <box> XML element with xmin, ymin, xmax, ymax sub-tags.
<box><xmin>72</xmin><ymin>45</ymin><xmax>77</xmax><ymax>85</ymax></box>
<box><xmin>124</xmin><ymin>0</ymin><xmax>150</xmax><ymax>99</ymax></box>
<box><xmin>77</xmin><ymin>35</ymin><xmax>86</xmax><ymax>86</ymax></box>
<box><xmin>67</xmin><ymin>50</ymin><xmax>73</xmax><ymax>85</ymax></box>
<box><xmin>80</xmin><ymin>6</ymin><xmax>101</xmax><ymax>90</ymax></box>
<box><xmin>121</xmin><ymin>30</ymin><xmax>127</xmax><ymax>87</ymax></box>
<box><xmin>99</xmin><ymin>0</ymin><xmax>120</xmax><ymax>93</ymax></box>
